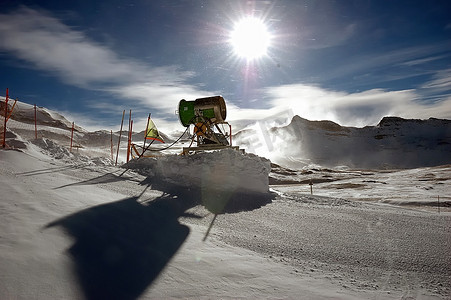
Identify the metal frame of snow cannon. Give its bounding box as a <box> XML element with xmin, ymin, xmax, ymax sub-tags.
<box><xmin>178</xmin><ymin>96</ymin><xmax>241</xmax><ymax>155</ymax></box>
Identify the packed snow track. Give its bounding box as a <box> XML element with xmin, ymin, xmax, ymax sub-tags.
<box><xmin>1</xmin><ymin>150</ymin><xmax>450</xmax><ymax>299</ymax></box>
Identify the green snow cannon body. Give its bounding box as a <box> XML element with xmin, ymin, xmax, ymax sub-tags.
<box><xmin>178</xmin><ymin>96</ymin><xmax>227</xmax><ymax>127</ymax></box>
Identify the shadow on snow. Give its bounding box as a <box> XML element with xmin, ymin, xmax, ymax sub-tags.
<box><xmin>46</xmin><ymin>175</ymin><xmax>274</xmax><ymax>300</ymax></box>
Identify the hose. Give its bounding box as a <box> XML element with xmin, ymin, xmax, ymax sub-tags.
<box><xmin>139</xmin><ymin>125</ymin><xmax>190</xmax><ymax>155</ymax></box>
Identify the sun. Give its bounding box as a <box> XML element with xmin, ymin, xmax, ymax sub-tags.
<box><xmin>230</xmin><ymin>17</ymin><xmax>271</xmax><ymax>60</ymax></box>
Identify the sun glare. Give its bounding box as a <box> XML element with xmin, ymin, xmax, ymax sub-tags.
<box><xmin>230</xmin><ymin>17</ymin><xmax>271</xmax><ymax>60</ymax></box>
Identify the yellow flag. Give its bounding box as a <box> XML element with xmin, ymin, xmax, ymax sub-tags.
<box><xmin>145</xmin><ymin>117</ymin><xmax>164</xmax><ymax>143</ymax></box>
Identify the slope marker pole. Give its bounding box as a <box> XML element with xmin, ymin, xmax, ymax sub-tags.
<box><xmin>127</xmin><ymin>120</ymin><xmax>133</xmax><ymax>163</ymax></box>
<box><xmin>34</xmin><ymin>104</ymin><xmax>37</xmax><ymax>139</ymax></box>
<box><xmin>438</xmin><ymin>195</ymin><xmax>440</xmax><ymax>214</ymax></box>
<box><xmin>2</xmin><ymin>88</ymin><xmax>8</xmax><ymax>148</ymax></box>
<box><xmin>5</xmin><ymin>98</ymin><xmax>17</xmax><ymax>121</ymax></box>
<box><xmin>110</xmin><ymin>130</ymin><xmax>114</xmax><ymax>160</ymax></box>
<box><xmin>309</xmin><ymin>179</ymin><xmax>313</xmax><ymax>195</ymax></box>
<box><xmin>126</xmin><ymin>109</ymin><xmax>131</xmax><ymax>162</ymax></box>
<box><xmin>70</xmin><ymin>122</ymin><xmax>74</xmax><ymax>152</ymax></box>
<box><xmin>115</xmin><ymin>110</ymin><xmax>125</xmax><ymax>166</ymax></box>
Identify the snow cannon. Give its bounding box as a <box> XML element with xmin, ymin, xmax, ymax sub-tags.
<box><xmin>178</xmin><ymin>96</ymin><xmax>227</xmax><ymax>127</ymax></box>
<box><xmin>178</xmin><ymin>96</ymin><xmax>238</xmax><ymax>154</ymax></box>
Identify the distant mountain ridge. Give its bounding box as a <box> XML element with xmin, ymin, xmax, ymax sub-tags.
<box><xmin>1</xmin><ymin>98</ymin><xmax>172</xmax><ymax>147</ymax></box>
<box><xmin>3</xmin><ymin>97</ymin><xmax>451</xmax><ymax>169</ymax></box>
<box><xmin>235</xmin><ymin>115</ymin><xmax>451</xmax><ymax>169</ymax></box>
<box><xmin>1</xmin><ymin>98</ymin><xmax>84</xmax><ymax>132</ymax></box>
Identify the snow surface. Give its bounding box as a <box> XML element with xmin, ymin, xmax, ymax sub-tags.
<box><xmin>1</xmin><ymin>99</ymin><xmax>451</xmax><ymax>299</ymax></box>
<box><xmin>269</xmin><ymin>163</ymin><xmax>451</xmax><ymax>209</ymax></box>
<box><xmin>1</xmin><ymin>145</ymin><xmax>450</xmax><ymax>299</ymax></box>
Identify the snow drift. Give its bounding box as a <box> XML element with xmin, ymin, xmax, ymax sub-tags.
<box><xmin>125</xmin><ymin>148</ymin><xmax>271</xmax><ymax>194</ymax></box>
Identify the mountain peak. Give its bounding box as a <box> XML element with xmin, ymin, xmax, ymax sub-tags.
<box><xmin>377</xmin><ymin>116</ymin><xmax>451</xmax><ymax>127</ymax></box>
<box><xmin>290</xmin><ymin>115</ymin><xmax>346</xmax><ymax>132</ymax></box>
<box><xmin>236</xmin><ymin>114</ymin><xmax>451</xmax><ymax>169</ymax></box>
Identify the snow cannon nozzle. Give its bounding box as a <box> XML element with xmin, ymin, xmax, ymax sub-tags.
<box><xmin>178</xmin><ymin>95</ymin><xmax>227</xmax><ymax>127</ymax></box>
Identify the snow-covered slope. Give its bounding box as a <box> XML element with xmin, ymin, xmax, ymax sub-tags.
<box><xmin>1</xmin><ymin>97</ymin><xmax>85</xmax><ymax>132</ymax></box>
<box><xmin>2</xmin><ymin>98</ymin><xmax>273</xmax><ymax>199</ymax></box>
<box><xmin>1</xmin><ymin>98</ymin><xmax>451</xmax><ymax>299</ymax></box>
<box><xmin>235</xmin><ymin>115</ymin><xmax>451</xmax><ymax>169</ymax></box>
<box><xmin>1</xmin><ymin>144</ymin><xmax>450</xmax><ymax>299</ymax></box>
<box><xmin>1</xmin><ymin>98</ymin><xmax>173</xmax><ymax>159</ymax></box>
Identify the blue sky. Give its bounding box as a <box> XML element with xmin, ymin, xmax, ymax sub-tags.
<box><xmin>0</xmin><ymin>0</ymin><xmax>450</xmax><ymax>132</ymax></box>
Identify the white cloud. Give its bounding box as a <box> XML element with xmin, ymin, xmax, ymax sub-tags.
<box><xmin>109</xmin><ymin>82</ymin><xmax>214</xmax><ymax>112</ymax></box>
<box><xmin>0</xmin><ymin>7</ymin><xmax>212</xmax><ymax>116</ymax></box>
<box><xmin>182</xmin><ymin>83</ymin><xmax>451</xmax><ymax>133</ymax></box>
<box><xmin>321</xmin><ymin>43</ymin><xmax>451</xmax><ymax>84</ymax></box>
<box><xmin>264</xmin><ymin>84</ymin><xmax>451</xmax><ymax>127</ymax></box>
<box><xmin>420</xmin><ymin>68</ymin><xmax>451</xmax><ymax>92</ymax></box>
<box><xmin>399</xmin><ymin>54</ymin><xmax>448</xmax><ymax>67</ymax></box>
<box><xmin>1</xmin><ymin>6</ymin><xmax>449</xmax><ymax>135</ymax></box>
<box><xmin>59</xmin><ymin>108</ymin><xmax>183</xmax><ymax>135</ymax></box>
<box><xmin>0</xmin><ymin>7</ymin><xmax>142</xmax><ymax>86</ymax></box>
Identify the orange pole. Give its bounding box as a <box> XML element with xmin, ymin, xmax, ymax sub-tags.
<box><xmin>132</xmin><ymin>144</ymin><xmax>141</xmax><ymax>157</ymax></box>
<box><xmin>2</xmin><ymin>88</ymin><xmax>9</xmax><ymax>148</ymax></box>
<box><xmin>5</xmin><ymin>99</ymin><xmax>17</xmax><ymax>121</ymax></box>
<box><xmin>115</xmin><ymin>110</ymin><xmax>125</xmax><ymax>166</ymax></box>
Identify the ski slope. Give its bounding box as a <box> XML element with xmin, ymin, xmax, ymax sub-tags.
<box><xmin>1</xmin><ymin>98</ymin><xmax>450</xmax><ymax>299</ymax></box>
